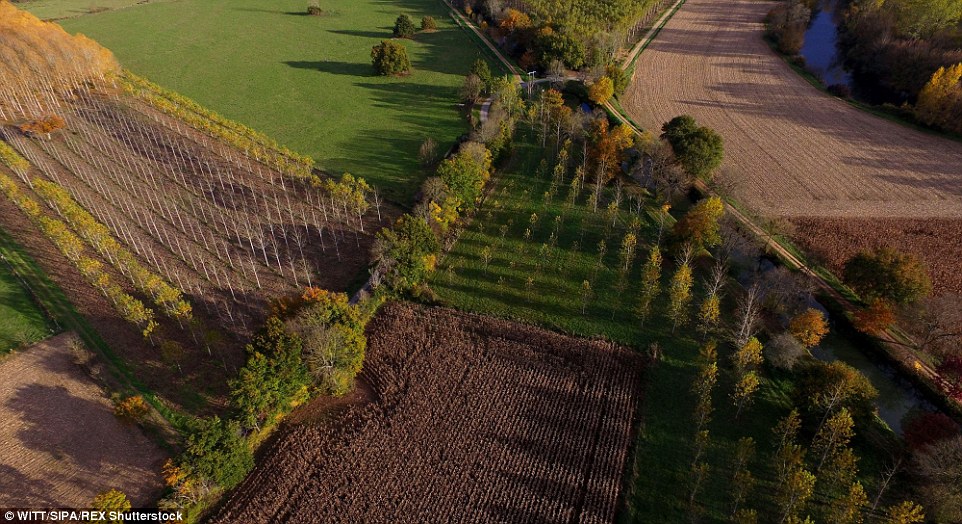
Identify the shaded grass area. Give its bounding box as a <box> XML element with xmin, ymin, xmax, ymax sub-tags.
<box><xmin>56</xmin><ymin>0</ymin><xmax>505</xmax><ymax>205</ymax></box>
<box><xmin>431</xmin><ymin>132</ymin><xmax>901</xmax><ymax>522</ymax></box>
<box><xmin>0</xmin><ymin>250</ymin><xmax>55</xmax><ymax>354</ymax></box>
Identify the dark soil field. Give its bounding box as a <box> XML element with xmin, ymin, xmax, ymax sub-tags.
<box><xmin>790</xmin><ymin>217</ymin><xmax>962</xmax><ymax>296</ymax></box>
<box><xmin>211</xmin><ymin>302</ymin><xmax>645</xmax><ymax>524</ymax></box>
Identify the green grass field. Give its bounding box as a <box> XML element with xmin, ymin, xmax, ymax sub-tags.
<box><xmin>54</xmin><ymin>0</ymin><xmax>504</xmax><ymax>204</ymax></box>
<box><xmin>430</xmin><ymin>131</ymin><xmax>900</xmax><ymax>522</ymax></box>
<box><xmin>0</xmin><ymin>255</ymin><xmax>53</xmax><ymax>354</ymax></box>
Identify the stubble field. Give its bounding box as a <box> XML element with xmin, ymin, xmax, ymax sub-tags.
<box><xmin>622</xmin><ymin>0</ymin><xmax>962</xmax><ymax>294</ymax></box>
<box><xmin>623</xmin><ymin>0</ymin><xmax>962</xmax><ymax>220</ymax></box>
<box><xmin>0</xmin><ymin>333</ymin><xmax>164</xmax><ymax>508</ymax></box>
<box><xmin>212</xmin><ymin>301</ymin><xmax>645</xmax><ymax>524</ymax></box>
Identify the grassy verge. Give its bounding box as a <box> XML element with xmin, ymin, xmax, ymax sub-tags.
<box><xmin>0</xmin><ymin>251</ymin><xmax>57</xmax><ymax>354</ymax></box>
<box><xmin>58</xmin><ymin>0</ymin><xmax>500</xmax><ymax>205</ymax></box>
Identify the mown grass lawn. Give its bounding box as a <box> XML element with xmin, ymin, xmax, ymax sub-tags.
<box><xmin>430</xmin><ymin>131</ymin><xmax>900</xmax><ymax>523</ymax></box>
<box><xmin>56</xmin><ymin>0</ymin><xmax>504</xmax><ymax>204</ymax></box>
<box><xmin>0</xmin><ymin>243</ymin><xmax>54</xmax><ymax>354</ymax></box>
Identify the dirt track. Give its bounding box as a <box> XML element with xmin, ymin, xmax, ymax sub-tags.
<box><xmin>624</xmin><ymin>0</ymin><xmax>962</xmax><ymax>219</ymax></box>
<box><xmin>0</xmin><ymin>333</ymin><xmax>164</xmax><ymax>508</ymax></box>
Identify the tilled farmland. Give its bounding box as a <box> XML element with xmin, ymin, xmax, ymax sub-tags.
<box><xmin>212</xmin><ymin>302</ymin><xmax>645</xmax><ymax>524</ymax></box>
<box><xmin>623</xmin><ymin>0</ymin><xmax>962</xmax><ymax>220</ymax></box>
<box><xmin>790</xmin><ymin>217</ymin><xmax>962</xmax><ymax>296</ymax></box>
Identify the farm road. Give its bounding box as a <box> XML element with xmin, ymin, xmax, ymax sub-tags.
<box><xmin>623</xmin><ymin>0</ymin><xmax>962</xmax><ymax>219</ymax></box>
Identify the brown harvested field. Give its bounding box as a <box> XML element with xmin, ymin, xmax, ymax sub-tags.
<box><xmin>0</xmin><ymin>333</ymin><xmax>165</xmax><ymax>508</ymax></box>
<box><xmin>212</xmin><ymin>302</ymin><xmax>645</xmax><ymax>524</ymax></box>
<box><xmin>790</xmin><ymin>218</ymin><xmax>962</xmax><ymax>296</ymax></box>
<box><xmin>623</xmin><ymin>0</ymin><xmax>962</xmax><ymax>220</ymax></box>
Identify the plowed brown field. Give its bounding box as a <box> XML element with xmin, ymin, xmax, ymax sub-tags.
<box><xmin>212</xmin><ymin>302</ymin><xmax>645</xmax><ymax>524</ymax></box>
<box><xmin>624</xmin><ymin>0</ymin><xmax>962</xmax><ymax>219</ymax></box>
<box><xmin>0</xmin><ymin>333</ymin><xmax>164</xmax><ymax>508</ymax></box>
<box><xmin>790</xmin><ymin>217</ymin><xmax>962</xmax><ymax>296</ymax></box>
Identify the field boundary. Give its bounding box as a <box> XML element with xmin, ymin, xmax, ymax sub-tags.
<box><xmin>0</xmin><ymin>226</ymin><xmax>187</xmax><ymax>435</ymax></box>
<box><xmin>621</xmin><ymin>0</ymin><xmax>687</xmax><ymax>72</ymax></box>
<box><xmin>440</xmin><ymin>0</ymin><xmax>524</xmax><ymax>82</ymax></box>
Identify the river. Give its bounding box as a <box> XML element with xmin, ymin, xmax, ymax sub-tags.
<box><xmin>799</xmin><ymin>0</ymin><xmax>852</xmax><ymax>89</ymax></box>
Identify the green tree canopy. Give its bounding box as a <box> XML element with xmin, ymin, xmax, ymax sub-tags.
<box><xmin>373</xmin><ymin>214</ymin><xmax>441</xmax><ymax>291</ymax></box>
<box><xmin>843</xmin><ymin>247</ymin><xmax>932</xmax><ymax>305</ymax></box>
<box><xmin>536</xmin><ymin>31</ymin><xmax>587</xmax><ymax>70</ymax></box>
<box><xmin>662</xmin><ymin>115</ymin><xmax>724</xmax><ymax>180</ymax></box>
<box><xmin>437</xmin><ymin>141</ymin><xmax>493</xmax><ymax>208</ymax></box>
<box><xmin>891</xmin><ymin>0</ymin><xmax>962</xmax><ymax>38</ymax></box>
<box><xmin>285</xmin><ymin>292</ymin><xmax>367</xmax><ymax>396</ymax></box>
<box><xmin>393</xmin><ymin>14</ymin><xmax>417</xmax><ymax>38</ymax></box>
<box><xmin>371</xmin><ymin>40</ymin><xmax>411</xmax><ymax>76</ymax></box>
<box><xmin>184</xmin><ymin>416</ymin><xmax>254</xmax><ymax>489</ymax></box>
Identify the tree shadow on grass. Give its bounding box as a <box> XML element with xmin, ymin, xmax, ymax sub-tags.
<box><xmin>283</xmin><ymin>60</ymin><xmax>374</xmax><ymax>77</ymax></box>
<box><xmin>328</xmin><ymin>29</ymin><xmax>394</xmax><ymax>39</ymax></box>
<box><xmin>232</xmin><ymin>7</ymin><xmax>311</xmax><ymax>16</ymax></box>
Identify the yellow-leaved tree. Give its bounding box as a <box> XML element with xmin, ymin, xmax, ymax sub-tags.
<box><xmin>915</xmin><ymin>63</ymin><xmax>962</xmax><ymax>134</ymax></box>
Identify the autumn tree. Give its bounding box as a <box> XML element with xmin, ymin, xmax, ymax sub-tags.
<box><xmin>902</xmin><ymin>412</ymin><xmax>960</xmax><ymax>451</ymax></box>
<box><xmin>618</xmin><ymin>232</ymin><xmax>637</xmax><ymax>273</ymax></box>
<box><xmin>789</xmin><ymin>308</ymin><xmax>829</xmax><ymax>348</ymax></box>
<box><xmin>884</xmin><ymin>501</ymin><xmax>925</xmax><ymax>524</ymax></box>
<box><xmin>729</xmin><ymin>437</ymin><xmax>757</xmax><ymax>518</ymax></box>
<box><xmin>912</xmin><ymin>436</ymin><xmax>962</xmax><ymax>522</ymax></box>
<box><xmin>853</xmin><ymin>299</ymin><xmax>896</xmax><ymax>335</ymax></box>
<box><xmin>828</xmin><ymin>482</ymin><xmax>869</xmax><ymax>524</ymax></box>
<box><xmin>421</xmin><ymin>16</ymin><xmax>437</xmax><ymax>31</ymax></box>
<box><xmin>692</xmin><ymin>344</ymin><xmax>719</xmax><ymax>430</ymax></box>
<box><xmin>588</xmin><ymin>76</ymin><xmax>615</xmax><ymax>105</ymax></box>
<box><xmin>773</xmin><ymin>410</ymin><xmax>806</xmax><ymax>487</ymax></box>
<box><xmin>19</xmin><ymin>116</ymin><xmax>66</xmax><ymax>139</ymax></box>
<box><xmin>800</xmin><ymin>361</ymin><xmax>879</xmax><ymax>422</ymax></box>
<box><xmin>471</xmin><ymin>58</ymin><xmax>493</xmax><ymax>93</ymax></box>
<box><xmin>812</xmin><ymin>407</ymin><xmax>855</xmax><ymax>471</ymax></box>
<box><xmin>113</xmin><ymin>395</ymin><xmax>150</xmax><ymax>423</ymax></box>
<box><xmin>393</xmin><ymin>14</ymin><xmax>417</xmax><ymax>38</ymax></box>
<box><xmin>90</xmin><ymin>489</ymin><xmax>130</xmax><ymax>523</ymax></box>
<box><xmin>914</xmin><ymin>63</ymin><xmax>962</xmax><ymax>133</ymax></box>
<box><xmin>461</xmin><ymin>74</ymin><xmax>483</xmax><ymax>102</ymax></box>
<box><xmin>777</xmin><ymin>467</ymin><xmax>816</xmax><ymax>524</ymax></box>
<box><xmin>580</xmin><ymin>280</ymin><xmax>593</xmax><ymax>314</ymax></box>
<box><xmin>635</xmin><ymin>245</ymin><xmax>662</xmax><ymax>325</ymax></box>
<box><xmin>286</xmin><ymin>291</ymin><xmax>366</xmax><ymax>396</ymax></box>
<box><xmin>372</xmin><ymin>214</ymin><xmax>441</xmax><ymax>292</ymax></box>
<box><xmin>843</xmin><ymin>247</ymin><xmax>932</xmax><ymax>305</ymax></box>
<box><xmin>371</xmin><ymin>40</ymin><xmax>412</xmax><ymax>76</ymax></box>
<box><xmin>673</xmin><ymin>196</ymin><xmax>724</xmax><ymax>249</ymax></box>
<box><xmin>667</xmin><ymin>253</ymin><xmax>694</xmax><ymax>332</ymax></box>
<box><xmin>587</xmin><ymin>118</ymin><xmax>634</xmax><ymax>187</ymax></box>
